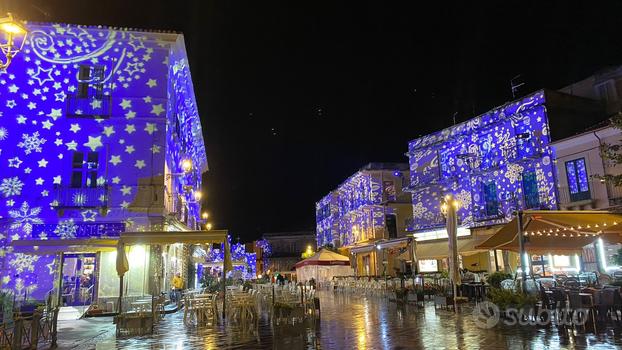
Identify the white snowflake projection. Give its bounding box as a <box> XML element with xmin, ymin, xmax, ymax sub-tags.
<box><xmin>73</xmin><ymin>192</ymin><xmax>87</xmax><ymax>206</ymax></box>
<box><xmin>0</xmin><ymin>177</ymin><xmax>24</xmax><ymax>197</ymax></box>
<box><xmin>0</xmin><ymin>127</ymin><xmax>7</xmax><ymax>140</ymax></box>
<box><xmin>504</xmin><ymin>163</ymin><xmax>524</xmax><ymax>184</ymax></box>
<box><xmin>8</xmin><ymin>201</ymin><xmax>43</xmax><ymax>236</ymax></box>
<box><xmin>17</xmin><ymin>131</ymin><xmax>47</xmax><ymax>154</ymax></box>
<box><xmin>54</xmin><ymin>219</ymin><xmax>78</xmax><ymax>239</ymax></box>
<box><xmin>412</xmin><ymin>202</ymin><xmax>428</xmax><ymax>219</ymax></box>
<box><xmin>9</xmin><ymin>253</ymin><xmax>40</xmax><ymax>273</ymax></box>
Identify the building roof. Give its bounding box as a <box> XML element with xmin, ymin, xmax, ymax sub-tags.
<box><xmin>359</xmin><ymin>162</ymin><xmax>409</xmax><ymax>171</ymax></box>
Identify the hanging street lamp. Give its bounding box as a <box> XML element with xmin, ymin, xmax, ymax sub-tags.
<box><xmin>0</xmin><ymin>13</ymin><xmax>28</xmax><ymax>71</ymax></box>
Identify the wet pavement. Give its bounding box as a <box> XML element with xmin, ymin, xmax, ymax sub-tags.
<box><xmin>55</xmin><ymin>291</ymin><xmax>622</xmax><ymax>349</ymax></box>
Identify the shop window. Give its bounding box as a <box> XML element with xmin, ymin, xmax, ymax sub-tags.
<box><xmin>565</xmin><ymin>158</ymin><xmax>590</xmax><ymax>201</ymax></box>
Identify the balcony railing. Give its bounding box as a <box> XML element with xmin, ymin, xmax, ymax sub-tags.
<box><xmin>557</xmin><ymin>181</ymin><xmax>597</xmax><ymax>206</ymax></box>
<box><xmin>51</xmin><ymin>185</ymin><xmax>109</xmax><ymax>209</ymax></box>
<box><xmin>66</xmin><ymin>94</ymin><xmax>112</xmax><ymax>119</ymax></box>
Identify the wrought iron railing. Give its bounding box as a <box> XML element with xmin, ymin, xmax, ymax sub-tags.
<box><xmin>51</xmin><ymin>185</ymin><xmax>109</xmax><ymax>209</ymax></box>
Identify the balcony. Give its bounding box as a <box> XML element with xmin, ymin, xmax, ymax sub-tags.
<box><xmin>51</xmin><ymin>185</ymin><xmax>110</xmax><ymax>209</ymax></box>
<box><xmin>66</xmin><ymin>94</ymin><xmax>112</xmax><ymax>119</ymax></box>
<box><xmin>557</xmin><ymin>181</ymin><xmax>596</xmax><ymax>209</ymax></box>
<box><xmin>608</xmin><ymin>182</ymin><xmax>622</xmax><ymax>206</ymax></box>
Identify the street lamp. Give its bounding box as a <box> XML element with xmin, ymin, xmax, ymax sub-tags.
<box><xmin>441</xmin><ymin>193</ymin><xmax>461</xmax><ymax>312</ymax></box>
<box><xmin>181</xmin><ymin>159</ymin><xmax>193</xmax><ymax>173</ymax></box>
<box><xmin>193</xmin><ymin>190</ymin><xmax>202</xmax><ymax>202</ymax></box>
<box><xmin>0</xmin><ymin>13</ymin><xmax>28</xmax><ymax>71</ymax></box>
<box><xmin>206</xmin><ymin>222</ymin><xmax>212</xmax><ymax>231</ymax></box>
<box><xmin>202</xmin><ymin>212</ymin><xmax>209</xmax><ymax>220</ymax></box>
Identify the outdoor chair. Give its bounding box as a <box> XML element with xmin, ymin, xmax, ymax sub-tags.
<box><xmin>568</xmin><ymin>292</ymin><xmax>596</xmax><ymax>331</ymax></box>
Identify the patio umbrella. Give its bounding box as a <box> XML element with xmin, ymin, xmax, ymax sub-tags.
<box><xmin>116</xmin><ymin>242</ymin><xmax>129</xmax><ymax>313</ymax></box>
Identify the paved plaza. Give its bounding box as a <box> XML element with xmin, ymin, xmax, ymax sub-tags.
<box><xmin>52</xmin><ymin>291</ymin><xmax>622</xmax><ymax>349</ymax></box>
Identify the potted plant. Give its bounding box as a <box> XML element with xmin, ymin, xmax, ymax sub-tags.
<box><xmin>486</xmin><ymin>272</ymin><xmax>512</xmax><ymax>289</ymax></box>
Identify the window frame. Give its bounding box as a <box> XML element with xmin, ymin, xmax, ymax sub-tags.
<box><xmin>565</xmin><ymin>158</ymin><xmax>591</xmax><ymax>202</ymax></box>
<box><xmin>522</xmin><ymin>170</ymin><xmax>540</xmax><ymax>209</ymax></box>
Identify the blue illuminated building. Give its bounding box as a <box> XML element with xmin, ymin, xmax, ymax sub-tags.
<box><xmin>316</xmin><ymin>163</ymin><xmax>412</xmax><ymax>276</ymax></box>
<box><xmin>407</xmin><ymin>91</ymin><xmax>559</xmax><ymax>232</ymax></box>
<box><xmin>0</xmin><ymin>22</ymin><xmax>207</xmax><ymax>302</ymax></box>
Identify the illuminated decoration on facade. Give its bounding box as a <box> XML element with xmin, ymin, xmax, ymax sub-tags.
<box><xmin>0</xmin><ymin>22</ymin><xmax>207</xmax><ymax>300</ymax></box>
<box><xmin>316</xmin><ymin>165</ymin><xmax>406</xmax><ymax>248</ymax></box>
<box><xmin>201</xmin><ymin>240</ymin><xmax>257</xmax><ymax>280</ymax></box>
<box><xmin>407</xmin><ymin>91</ymin><xmax>557</xmax><ymax>231</ymax></box>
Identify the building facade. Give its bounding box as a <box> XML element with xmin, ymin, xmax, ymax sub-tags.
<box><xmin>0</xmin><ymin>22</ymin><xmax>207</xmax><ymax>305</ymax></box>
<box><xmin>255</xmin><ymin>231</ymin><xmax>316</xmax><ymax>278</ymax></box>
<box><xmin>406</xmin><ymin>90</ymin><xmax>604</xmax><ymax>274</ymax></box>
<box><xmin>316</xmin><ymin>163</ymin><xmax>412</xmax><ymax>276</ymax></box>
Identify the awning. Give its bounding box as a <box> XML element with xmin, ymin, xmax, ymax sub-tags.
<box><xmin>9</xmin><ymin>230</ymin><xmax>230</xmax><ymax>254</ymax></box>
<box><xmin>10</xmin><ymin>238</ymin><xmax>118</xmax><ymax>254</ymax></box>
<box><xmin>416</xmin><ymin>235</ymin><xmax>488</xmax><ymax>260</ymax></box>
<box><xmin>475</xmin><ymin>210</ymin><xmax>622</xmax><ymax>255</ymax></box>
<box><xmin>349</xmin><ymin>243</ymin><xmax>376</xmax><ymax>254</ymax></box>
<box><xmin>119</xmin><ymin>230</ymin><xmax>228</xmax><ymax>245</ymax></box>
<box><xmin>295</xmin><ymin>249</ymin><xmax>351</xmax><ymax>268</ymax></box>
<box><xmin>377</xmin><ymin>237</ymin><xmax>410</xmax><ymax>249</ymax></box>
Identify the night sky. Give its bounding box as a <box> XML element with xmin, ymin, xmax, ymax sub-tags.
<box><xmin>10</xmin><ymin>1</ymin><xmax>622</xmax><ymax>241</ymax></box>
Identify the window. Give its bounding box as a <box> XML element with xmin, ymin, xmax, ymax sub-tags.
<box><xmin>71</xmin><ymin>151</ymin><xmax>99</xmax><ymax>188</ymax></box>
<box><xmin>483</xmin><ymin>181</ymin><xmax>499</xmax><ymax>217</ymax></box>
<box><xmin>385</xmin><ymin>214</ymin><xmax>397</xmax><ymax>239</ymax></box>
<box><xmin>522</xmin><ymin>170</ymin><xmax>540</xmax><ymax>209</ymax></box>
<box><xmin>565</xmin><ymin>158</ymin><xmax>590</xmax><ymax>202</ymax></box>
<box><xmin>77</xmin><ymin>65</ymin><xmax>105</xmax><ymax>98</ymax></box>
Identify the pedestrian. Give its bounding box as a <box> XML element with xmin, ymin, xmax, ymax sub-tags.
<box><xmin>171</xmin><ymin>272</ymin><xmax>183</xmax><ymax>303</ymax></box>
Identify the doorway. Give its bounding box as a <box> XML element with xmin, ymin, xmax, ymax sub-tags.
<box><xmin>61</xmin><ymin>253</ymin><xmax>96</xmax><ymax>307</ymax></box>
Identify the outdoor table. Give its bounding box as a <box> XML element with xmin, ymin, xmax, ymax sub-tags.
<box><xmin>130</xmin><ymin>301</ymin><xmax>150</xmax><ymax>313</ymax></box>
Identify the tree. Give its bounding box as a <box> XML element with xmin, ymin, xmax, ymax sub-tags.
<box><xmin>597</xmin><ymin>113</ymin><xmax>622</xmax><ymax>185</ymax></box>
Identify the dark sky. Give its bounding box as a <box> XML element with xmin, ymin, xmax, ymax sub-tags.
<box><xmin>11</xmin><ymin>1</ymin><xmax>622</xmax><ymax>241</ymax></box>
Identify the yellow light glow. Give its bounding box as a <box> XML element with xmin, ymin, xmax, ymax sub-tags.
<box><xmin>206</xmin><ymin>223</ymin><xmax>213</xmax><ymax>230</ymax></box>
<box><xmin>202</xmin><ymin>212</ymin><xmax>209</xmax><ymax>220</ymax></box>
<box><xmin>194</xmin><ymin>191</ymin><xmax>202</xmax><ymax>201</ymax></box>
<box><xmin>0</xmin><ymin>22</ymin><xmax>25</xmax><ymax>34</ymax></box>
<box><xmin>181</xmin><ymin>159</ymin><xmax>193</xmax><ymax>173</ymax></box>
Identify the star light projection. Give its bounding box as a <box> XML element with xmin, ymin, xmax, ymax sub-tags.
<box><xmin>407</xmin><ymin>91</ymin><xmax>557</xmax><ymax>231</ymax></box>
<box><xmin>0</xmin><ymin>22</ymin><xmax>207</xmax><ymax>300</ymax></box>
<box><xmin>198</xmin><ymin>240</ymin><xmax>257</xmax><ymax>280</ymax></box>
<box><xmin>316</xmin><ymin>171</ymin><xmax>395</xmax><ymax>248</ymax></box>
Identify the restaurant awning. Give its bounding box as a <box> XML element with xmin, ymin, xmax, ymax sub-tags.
<box><xmin>9</xmin><ymin>230</ymin><xmax>230</xmax><ymax>254</ymax></box>
<box><xmin>119</xmin><ymin>230</ymin><xmax>228</xmax><ymax>245</ymax></box>
<box><xmin>377</xmin><ymin>237</ymin><xmax>410</xmax><ymax>250</ymax></box>
<box><xmin>475</xmin><ymin>210</ymin><xmax>622</xmax><ymax>255</ymax></box>
<box><xmin>416</xmin><ymin>235</ymin><xmax>489</xmax><ymax>260</ymax></box>
<box><xmin>10</xmin><ymin>238</ymin><xmax>118</xmax><ymax>254</ymax></box>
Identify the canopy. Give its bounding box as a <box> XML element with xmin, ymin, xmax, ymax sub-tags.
<box><xmin>475</xmin><ymin>211</ymin><xmax>622</xmax><ymax>255</ymax></box>
<box><xmin>415</xmin><ymin>235</ymin><xmax>489</xmax><ymax>260</ymax></box>
<box><xmin>294</xmin><ymin>248</ymin><xmax>351</xmax><ymax>268</ymax></box>
<box><xmin>295</xmin><ymin>249</ymin><xmax>353</xmax><ymax>283</ymax></box>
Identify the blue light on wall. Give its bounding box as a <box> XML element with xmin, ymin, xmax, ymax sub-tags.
<box><xmin>407</xmin><ymin>91</ymin><xmax>557</xmax><ymax>231</ymax></box>
<box><xmin>0</xmin><ymin>22</ymin><xmax>207</xmax><ymax>299</ymax></box>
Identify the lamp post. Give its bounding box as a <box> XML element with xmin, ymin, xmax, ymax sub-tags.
<box><xmin>441</xmin><ymin>194</ymin><xmax>461</xmax><ymax>312</ymax></box>
<box><xmin>0</xmin><ymin>13</ymin><xmax>28</xmax><ymax>71</ymax></box>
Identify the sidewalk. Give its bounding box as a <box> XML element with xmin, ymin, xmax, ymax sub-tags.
<box><xmin>55</xmin><ymin>317</ymin><xmax>116</xmax><ymax>350</ymax></box>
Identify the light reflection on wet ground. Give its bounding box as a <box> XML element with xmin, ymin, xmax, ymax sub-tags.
<box><xmin>58</xmin><ymin>291</ymin><xmax>622</xmax><ymax>349</ymax></box>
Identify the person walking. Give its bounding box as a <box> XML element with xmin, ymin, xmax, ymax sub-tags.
<box><xmin>171</xmin><ymin>272</ymin><xmax>184</xmax><ymax>303</ymax></box>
